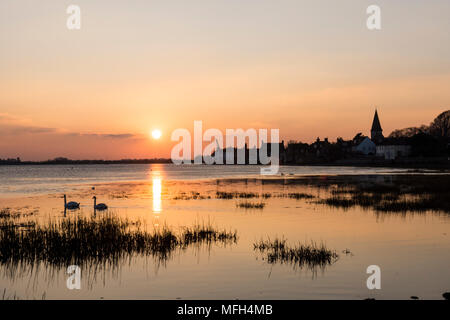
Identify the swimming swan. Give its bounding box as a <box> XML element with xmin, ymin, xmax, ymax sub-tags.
<box><xmin>64</xmin><ymin>194</ymin><xmax>80</xmax><ymax>210</ymax></box>
<box><xmin>93</xmin><ymin>196</ymin><xmax>108</xmax><ymax>211</ymax></box>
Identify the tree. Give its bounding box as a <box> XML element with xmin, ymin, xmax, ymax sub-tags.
<box><xmin>429</xmin><ymin>110</ymin><xmax>450</xmax><ymax>138</ymax></box>
<box><xmin>410</xmin><ymin>133</ymin><xmax>443</xmax><ymax>157</ymax></box>
<box><xmin>389</xmin><ymin>126</ymin><xmax>428</xmax><ymax>138</ymax></box>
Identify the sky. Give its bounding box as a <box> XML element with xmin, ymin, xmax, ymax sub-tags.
<box><xmin>1</xmin><ymin>0</ymin><xmax>449</xmax><ymax>160</ymax></box>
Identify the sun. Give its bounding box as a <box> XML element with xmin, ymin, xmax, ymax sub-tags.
<box><xmin>151</xmin><ymin>129</ymin><xmax>162</xmax><ymax>140</ymax></box>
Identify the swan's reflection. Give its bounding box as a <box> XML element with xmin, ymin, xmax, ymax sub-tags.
<box><xmin>152</xmin><ymin>178</ymin><xmax>162</xmax><ymax>213</ymax></box>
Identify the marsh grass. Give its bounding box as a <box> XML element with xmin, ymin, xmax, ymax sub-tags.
<box><xmin>216</xmin><ymin>191</ymin><xmax>259</xmax><ymax>199</ymax></box>
<box><xmin>321</xmin><ymin>191</ymin><xmax>450</xmax><ymax>213</ymax></box>
<box><xmin>0</xmin><ymin>209</ymin><xmax>12</xmax><ymax>219</ymax></box>
<box><xmin>216</xmin><ymin>191</ymin><xmax>315</xmax><ymax>201</ymax></box>
<box><xmin>174</xmin><ymin>192</ymin><xmax>210</xmax><ymax>200</ymax></box>
<box><xmin>287</xmin><ymin>193</ymin><xmax>315</xmax><ymax>200</ymax></box>
<box><xmin>311</xmin><ymin>175</ymin><xmax>450</xmax><ymax>214</ymax></box>
<box><xmin>0</xmin><ymin>214</ymin><xmax>237</xmax><ymax>272</ymax></box>
<box><xmin>170</xmin><ymin>174</ymin><xmax>449</xmax><ymax>213</ymax></box>
<box><xmin>181</xmin><ymin>222</ymin><xmax>237</xmax><ymax>246</ymax></box>
<box><xmin>0</xmin><ymin>209</ymin><xmax>22</xmax><ymax>220</ymax></box>
<box><xmin>200</xmin><ymin>175</ymin><xmax>450</xmax><ymax>213</ymax></box>
<box><xmin>236</xmin><ymin>201</ymin><xmax>266</xmax><ymax>209</ymax></box>
<box><xmin>254</xmin><ymin>238</ymin><xmax>339</xmax><ymax>272</ymax></box>
<box><xmin>216</xmin><ymin>191</ymin><xmax>234</xmax><ymax>199</ymax></box>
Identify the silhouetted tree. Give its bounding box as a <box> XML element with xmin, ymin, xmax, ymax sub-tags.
<box><xmin>429</xmin><ymin>110</ymin><xmax>450</xmax><ymax>138</ymax></box>
<box><xmin>389</xmin><ymin>125</ymin><xmax>428</xmax><ymax>138</ymax></box>
<box><xmin>410</xmin><ymin>133</ymin><xmax>443</xmax><ymax>157</ymax></box>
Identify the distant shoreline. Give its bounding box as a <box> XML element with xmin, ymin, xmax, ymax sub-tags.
<box><xmin>0</xmin><ymin>158</ymin><xmax>449</xmax><ymax>171</ymax></box>
<box><xmin>0</xmin><ymin>159</ymin><xmax>172</xmax><ymax>166</ymax></box>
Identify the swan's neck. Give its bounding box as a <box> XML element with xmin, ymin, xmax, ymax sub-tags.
<box><xmin>64</xmin><ymin>195</ymin><xmax>66</xmax><ymax>206</ymax></box>
<box><xmin>94</xmin><ymin>198</ymin><xmax>96</xmax><ymax>207</ymax></box>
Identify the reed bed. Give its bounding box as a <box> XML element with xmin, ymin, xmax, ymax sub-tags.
<box><xmin>236</xmin><ymin>201</ymin><xmax>266</xmax><ymax>209</ymax></box>
<box><xmin>216</xmin><ymin>191</ymin><xmax>315</xmax><ymax>201</ymax></box>
<box><xmin>254</xmin><ymin>238</ymin><xmax>339</xmax><ymax>271</ymax></box>
<box><xmin>0</xmin><ymin>214</ymin><xmax>237</xmax><ymax>270</ymax></box>
<box><xmin>308</xmin><ymin>174</ymin><xmax>450</xmax><ymax>213</ymax></box>
<box><xmin>216</xmin><ymin>191</ymin><xmax>260</xmax><ymax>199</ymax></box>
<box><xmin>174</xmin><ymin>192</ymin><xmax>210</xmax><ymax>200</ymax></box>
<box><xmin>0</xmin><ymin>209</ymin><xmax>21</xmax><ymax>220</ymax></box>
<box><xmin>170</xmin><ymin>174</ymin><xmax>450</xmax><ymax>214</ymax></box>
<box><xmin>0</xmin><ymin>209</ymin><xmax>12</xmax><ymax>219</ymax></box>
<box><xmin>181</xmin><ymin>222</ymin><xmax>237</xmax><ymax>246</ymax></box>
<box><xmin>287</xmin><ymin>193</ymin><xmax>315</xmax><ymax>200</ymax></box>
<box><xmin>320</xmin><ymin>192</ymin><xmax>450</xmax><ymax>213</ymax></box>
<box><xmin>216</xmin><ymin>191</ymin><xmax>234</xmax><ymax>199</ymax></box>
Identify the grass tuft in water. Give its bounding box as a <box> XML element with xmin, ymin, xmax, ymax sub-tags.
<box><xmin>0</xmin><ymin>209</ymin><xmax>21</xmax><ymax>220</ymax></box>
<box><xmin>216</xmin><ymin>191</ymin><xmax>234</xmax><ymax>199</ymax></box>
<box><xmin>216</xmin><ymin>191</ymin><xmax>260</xmax><ymax>199</ymax></box>
<box><xmin>0</xmin><ymin>214</ymin><xmax>237</xmax><ymax>269</ymax></box>
<box><xmin>287</xmin><ymin>193</ymin><xmax>315</xmax><ymax>200</ymax></box>
<box><xmin>236</xmin><ymin>201</ymin><xmax>266</xmax><ymax>209</ymax></box>
<box><xmin>313</xmin><ymin>175</ymin><xmax>450</xmax><ymax>214</ymax></box>
<box><xmin>181</xmin><ymin>222</ymin><xmax>237</xmax><ymax>246</ymax></box>
<box><xmin>254</xmin><ymin>237</ymin><xmax>339</xmax><ymax>271</ymax></box>
<box><xmin>174</xmin><ymin>192</ymin><xmax>210</xmax><ymax>200</ymax></box>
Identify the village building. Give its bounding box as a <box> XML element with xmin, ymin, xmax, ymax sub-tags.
<box><xmin>353</xmin><ymin>137</ymin><xmax>376</xmax><ymax>155</ymax></box>
<box><xmin>351</xmin><ymin>110</ymin><xmax>382</xmax><ymax>155</ymax></box>
<box><xmin>376</xmin><ymin>138</ymin><xmax>412</xmax><ymax>160</ymax></box>
<box><xmin>366</xmin><ymin>110</ymin><xmax>413</xmax><ymax>160</ymax></box>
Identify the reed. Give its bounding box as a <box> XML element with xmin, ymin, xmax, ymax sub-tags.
<box><xmin>254</xmin><ymin>237</ymin><xmax>339</xmax><ymax>271</ymax></box>
<box><xmin>0</xmin><ymin>209</ymin><xmax>12</xmax><ymax>219</ymax></box>
<box><xmin>216</xmin><ymin>191</ymin><xmax>260</xmax><ymax>199</ymax></box>
<box><xmin>320</xmin><ymin>192</ymin><xmax>450</xmax><ymax>213</ymax></box>
<box><xmin>0</xmin><ymin>214</ymin><xmax>237</xmax><ymax>270</ymax></box>
<box><xmin>236</xmin><ymin>201</ymin><xmax>266</xmax><ymax>209</ymax></box>
<box><xmin>216</xmin><ymin>191</ymin><xmax>234</xmax><ymax>199</ymax></box>
<box><xmin>287</xmin><ymin>193</ymin><xmax>315</xmax><ymax>200</ymax></box>
<box><xmin>174</xmin><ymin>192</ymin><xmax>210</xmax><ymax>200</ymax></box>
<box><xmin>181</xmin><ymin>222</ymin><xmax>237</xmax><ymax>246</ymax></box>
<box><xmin>0</xmin><ymin>209</ymin><xmax>21</xmax><ymax>220</ymax></box>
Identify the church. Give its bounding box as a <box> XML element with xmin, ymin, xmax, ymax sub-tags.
<box><xmin>352</xmin><ymin>110</ymin><xmax>383</xmax><ymax>155</ymax></box>
<box><xmin>361</xmin><ymin>109</ymin><xmax>411</xmax><ymax>160</ymax></box>
<box><xmin>371</xmin><ymin>109</ymin><xmax>384</xmax><ymax>144</ymax></box>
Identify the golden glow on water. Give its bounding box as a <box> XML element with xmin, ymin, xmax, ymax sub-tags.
<box><xmin>1</xmin><ymin>176</ymin><xmax>450</xmax><ymax>299</ymax></box>
<box><xmin>152</xmin><ymin>178</ymin><xmax>162</xmax><ymax>214</ymax></box>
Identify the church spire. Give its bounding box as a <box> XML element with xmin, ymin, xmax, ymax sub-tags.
<box><xmin>371</xmin><ymin>109</ymin><xmax>384</xmax><ymax>143</ymax></box>
<box><xmin>371</xmin><ymin>109</ymin><xmax>382</xmax><ymax>132</ymax></box>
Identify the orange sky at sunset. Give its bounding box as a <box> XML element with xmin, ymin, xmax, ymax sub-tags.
<box><xmin>1</xmin><ymin>1</ymin><xmax>449</xmax><ymax>160</ymax></box>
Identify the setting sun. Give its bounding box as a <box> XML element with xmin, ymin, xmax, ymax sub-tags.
<box><xmin>151</xmin><ymin>129</ymin><xmax>162</xmax><ymax>140</ymax></box>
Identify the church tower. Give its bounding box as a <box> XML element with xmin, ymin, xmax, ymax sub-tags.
<box><xmin>371</xmin><ymin>109</ymin><xmax>384</xmax><ymax>143</ymax></box>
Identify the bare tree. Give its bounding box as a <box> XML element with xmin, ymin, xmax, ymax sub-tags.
<box><xmin>389</xmin><ymin>125</ymin><xmax>428</xmax><ymax>138</ymax></box>
<box><xmin>429</xmin><ymin>110</ymin><xmax>450</xmax><ymax>138</ymax></box>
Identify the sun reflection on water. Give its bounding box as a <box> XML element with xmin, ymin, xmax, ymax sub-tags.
<box><xmin>152</xmin><ymin>178</ymin><xmax>162</xmax><ymax>214</ymax></box>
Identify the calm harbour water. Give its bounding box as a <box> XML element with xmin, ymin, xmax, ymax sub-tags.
<box><xmin>0</xmin><ymin>164</ymin><xmax>410</xmax><ymax>197</ymax></box>
<box><xmin>0</xmin><ymin>164</ymin><xmax>449</xmax><ymax>300</ymax></box>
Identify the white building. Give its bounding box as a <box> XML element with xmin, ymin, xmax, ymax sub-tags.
<box><xmin>353</xmin><ymin>137</ymin><xmax>376</xmax><ymax>155</ymax></box>
<box><xmin>376</xmin><ymin>144</ymin><xmax>411</xmax><ymax>160</ymax></box>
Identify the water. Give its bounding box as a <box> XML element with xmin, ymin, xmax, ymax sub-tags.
<box><xmin>0</xmin><ymin>164</ymin><xmax>410</xmax><ymax>197</ymax></box>
<box><xmin>0</xmin><ymin>165</ymin><xmax>449</xmax><ymax>300</ymax></box>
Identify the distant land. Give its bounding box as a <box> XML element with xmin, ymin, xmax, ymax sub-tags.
<box><xmin>1</xmin><ymin>110</ymin><xmax>448</xmax><ymax>169</ymax></box>
<box><xmin>0</xmin><ymin>157</ymin><xmax>172</xmax><ymax>165</ymax></box>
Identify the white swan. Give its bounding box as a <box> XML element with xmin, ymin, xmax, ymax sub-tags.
<box><xmin>64</xmin><ymin>194</ymin><xmax>80</xmax><ymax>210</ymax></box>
<box><xmin>93</xmin><ymin>196</ymin><xmax>108</xmax><ymax>211</ymax></box>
